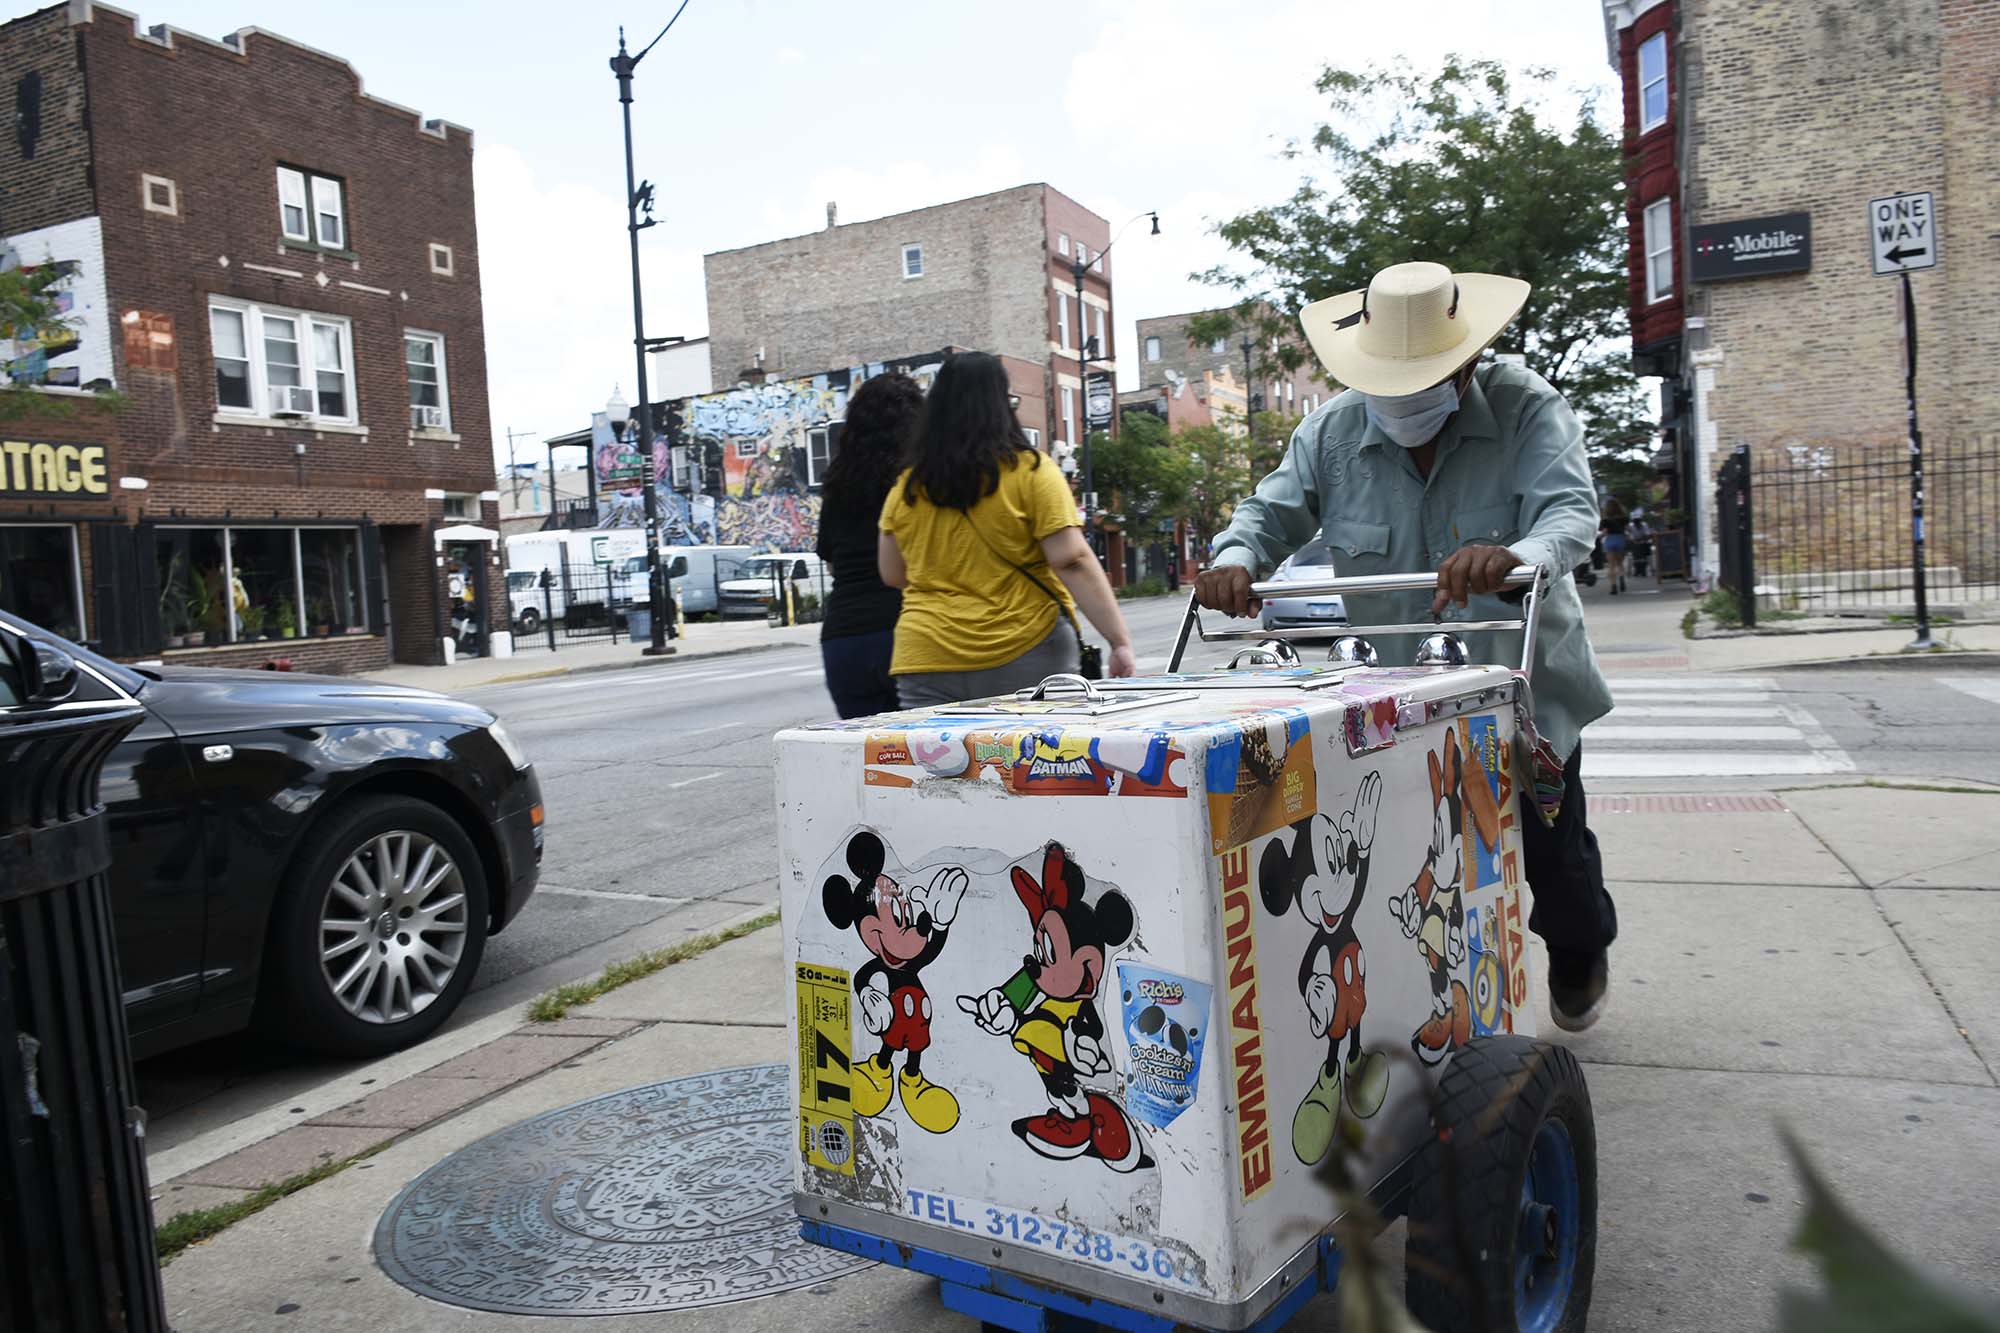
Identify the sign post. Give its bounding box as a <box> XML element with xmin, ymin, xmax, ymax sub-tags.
<box><xmin>1870</xmin><ymin>191</ymin><xmax>1938</xmax><ymax>648</ymax></box>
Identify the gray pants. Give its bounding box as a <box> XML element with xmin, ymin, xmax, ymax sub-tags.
<box><xmin>895</xmin><ymin>620</ymin><xmax>1080</xmax><ymax>708</ymax></box>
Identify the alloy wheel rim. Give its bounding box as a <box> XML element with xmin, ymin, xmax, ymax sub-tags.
<box><xmin>318</xmin><ymin>830</ymin><xmax>469</xmax><ymax>1024</ymax></box>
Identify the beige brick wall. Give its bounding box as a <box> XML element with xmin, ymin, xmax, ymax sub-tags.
<box><xmin>704</xmin><ymin>185</ymin><xmax>1051</xmax><ymax>383</ymax></box>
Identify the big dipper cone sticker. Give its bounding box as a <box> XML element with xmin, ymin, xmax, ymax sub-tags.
<box><xmin>1117</xmin><ymin>962</ymin><xmax>1212</xmax><ymax>1129</ymax></box>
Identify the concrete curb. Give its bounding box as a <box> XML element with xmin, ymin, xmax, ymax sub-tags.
<box><xmin>1754</xmin><ymin>649</ymin><xmax>2000</xmax><ymax>673</ymax></box>
<box><xmin>149</xmin><ymin>904</ymin><xmax>782</xmax><ymax>1232</ymax></box>
<box><xmin>386</xmin><ymin>638</ymin><xmax>816</xmax><ymax>692</ymax></box>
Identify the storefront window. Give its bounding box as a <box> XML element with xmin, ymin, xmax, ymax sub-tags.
<box><xmin>300</xmin><ymin>528</ymin><xmax>365</xmax><ymax>634</ymax></box>
<box><xmin>229</xmin><ymin>528</ymin><xmax>298</xmax><ymax>642</ymax></box>
<box><xmin>155</xmin><ymin>528</ymin><xmax>229</xmax><ymax>647</ymax></box>
<box><xmin>0</xmin><ymin>525</ymin><xmax>85</xmax><ymax>639</ymax></box>
<box><xmin>155</xmin><ymin>525</ymin><xmax>366</xmax><ymax>649</ymax></box>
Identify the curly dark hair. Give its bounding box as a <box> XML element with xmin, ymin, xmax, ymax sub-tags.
<box><xmin>820</xmin><ymin>372</ymin><xmax>925</xmax><ymax>520</ymax></box>
<box><xmin>901</xmin><ymin>350</ymin><xmax>1039</xmax><ymax>511</ymax></box>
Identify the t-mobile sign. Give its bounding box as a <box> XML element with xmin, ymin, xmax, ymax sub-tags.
<box><xmin>1688</xmin><ymin>212</ymin><xmax>1812</xmax><ymax>283</ymax></box>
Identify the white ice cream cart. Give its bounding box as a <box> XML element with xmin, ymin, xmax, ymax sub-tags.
<box><xmin>777</xmin><ymin>569</ymin><xmax>1595</xmax><ymax>1332</ymax></box>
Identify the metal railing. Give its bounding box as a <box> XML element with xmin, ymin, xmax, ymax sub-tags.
<box><xmin>1736</xmin><ymin>440</ymin><xmax>2000</xmax><ymax>615</ymax></box>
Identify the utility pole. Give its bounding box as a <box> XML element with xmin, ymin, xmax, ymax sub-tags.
<box><xmin>504</xmin><ymin>426</ymin><xmax>535</xmax><ymax>513</ymax></box>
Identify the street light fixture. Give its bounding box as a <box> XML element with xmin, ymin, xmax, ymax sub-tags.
<box><xmin>609</xmin><ymin>16</ymin><xmax>688</xmax><ymax>658</ymax></box>
<box><xmin>1073</xmin><ymin>210</ymin><xmax>1159</xmax><ymax>534</ymax></box>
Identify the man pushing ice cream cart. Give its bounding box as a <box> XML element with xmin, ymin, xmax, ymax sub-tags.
<box><xmin>777</xmin><ymin>565</ymin><xmax>1595</xmax><ymax>1332</ymax></box>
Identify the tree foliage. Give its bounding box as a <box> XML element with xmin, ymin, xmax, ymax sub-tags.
<box><xmin>1198</xmin><ymin>58</ymin><xmax>1653</xmax><ymax>467</ymax></box>
<box><xmin>0</xmin><ymin>263</ymin><xmax>112</xmax><ymax>421</ymax></box>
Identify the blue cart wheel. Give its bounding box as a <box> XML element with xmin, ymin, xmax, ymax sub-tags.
<box><xmin>1404</xmin><ymin>1035</ymin><xmax>1596</xmax><ymax>1333</ymax></box>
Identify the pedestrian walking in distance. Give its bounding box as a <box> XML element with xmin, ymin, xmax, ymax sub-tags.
<box><xmin>1600</xmin><ymin>496</ymin><xmax>1632</xmax><ymax>595</ymax></box>
<box><xmin>877</xmin><ymin>350</ymin><xmax>1136</xmax><ymax>705</ymax></box>
<box><xmin>815</xmin><ymin>372</ymin><xmax>925</xmax><ymax>719</ymax></box>
<box><xmin>1193</xmin><ymin>260</ymin><xmax>1618</xmax><ymax>1032</ymax></box>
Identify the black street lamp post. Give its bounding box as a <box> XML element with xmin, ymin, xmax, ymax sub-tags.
<box><xmin>609</xmin><ymin>23</ymin><xmax>681</xmax><ymax>656</ymax></box>
<box><xmin>1071</xmin><ymin>210</ymin><xmax>1158</xmax><ymax>529</ymax></box>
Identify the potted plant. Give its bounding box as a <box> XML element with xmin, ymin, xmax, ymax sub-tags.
<box><xmin>308</xmin><ymin>596</ymin><xmax>332</xmax><ymax>638</ymax></box>
<box><xmin>276</xmin><ymin>599</ymin><xmax>297</xmax><ymax>640</ymax></box>
<box><xmin>158</xmin><ymin>556</ymin><xmax>190</xmax><ymax>649</ymax></box>
<box><xmin>240</xmin><ymin>603</ymin><xmax>267</xmax><ymax>641</ymax></box>
<box><xmin>190</xmin><ymin>571</ymin><xmax>223</xmax><ymax>647</ymax></box>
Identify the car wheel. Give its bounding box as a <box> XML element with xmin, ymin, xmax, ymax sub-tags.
<box><xmin>516</xmin><ymin>606</ymin><xmax>541</xmax><ymax>637</ymax></box>
<box><xmin>262</xmin><ymin>796</ymin><xmax>489</xmax><ymax>1057</ymax></box>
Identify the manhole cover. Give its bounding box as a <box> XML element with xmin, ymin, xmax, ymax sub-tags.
<box><xmin>373</xmin><ymin>1064</ymin><xmax>869</xmax><ymax>1315</ymax></box>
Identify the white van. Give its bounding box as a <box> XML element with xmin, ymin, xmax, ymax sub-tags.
<box><xmin>665</xmin><ymin>544</ymin><xmax>755</xmax><ymax>616</ymax></box>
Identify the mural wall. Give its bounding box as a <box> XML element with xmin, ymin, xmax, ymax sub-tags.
<box><xmin>592</xmin><ymin>350</ymin><xmax>948</xmax><ymax>551</ymax></box>
<box><xmin>1</xmin><ymin>216</ymin><xmax>115</xmax><ymax>392</ymax></box>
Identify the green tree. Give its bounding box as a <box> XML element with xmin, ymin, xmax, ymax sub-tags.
<box><xmin>1088</xmin><ymin>413</ymin><xmax>1189</xmax><ymax>540</ymax></box>
<box><xmin>1198</xmin><ymin>57</ymin><xmax>1653</xmax><ymax>471</ymax></box>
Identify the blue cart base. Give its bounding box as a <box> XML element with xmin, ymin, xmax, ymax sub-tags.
<box><xmin>800</xmin><ymin>1219</ymin><xmax>1344</xmax><ymax>1333</ymax></box>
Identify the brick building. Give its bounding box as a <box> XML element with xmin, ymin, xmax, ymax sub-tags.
<box><xmin>1604</xmin><ymin>0</ymin><xmax>1999</xmax><ymax>591</ymax></box>
<box><xmin>1133</xmin><ymin>304</ymin><xmax>1332</xmax><ymax>429</ymax></box>
<box><xmin>704</xmin><ymin>185</ymin><xmax>1133</xmax><ymax>464</ymax></box>
<box><xmin>0</xmin><ymin>2</ymin><xmax>503</xmax><ymax>670</ymax></box>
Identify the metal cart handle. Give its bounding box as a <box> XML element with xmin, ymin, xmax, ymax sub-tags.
<box><xmin>1022</xmin><ymin>672</ymin><xmax>1106</xmax><ymax>702</ymax></box>
<box><xmin>1167</xmin><ymin>565</ymin><xmax>1548</xmax><ymax>676</ymax></box>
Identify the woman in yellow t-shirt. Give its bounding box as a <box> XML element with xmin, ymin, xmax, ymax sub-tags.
<box><xmin>878</xmin><ymin>351</ymin><xmax>1136</xmax><ymax>706</ymax></box>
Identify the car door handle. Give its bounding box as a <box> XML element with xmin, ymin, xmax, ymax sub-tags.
<box><xmin>201</xmin><ymin>744</ymin><xmax>234</xmax><ymax>764</ymax></box>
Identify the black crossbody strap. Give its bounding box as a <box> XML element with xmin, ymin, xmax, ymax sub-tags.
<box><xmin>958</xmin><ymin>508</ymin><xmax>1086</xmax><ymax>643</ymax></box>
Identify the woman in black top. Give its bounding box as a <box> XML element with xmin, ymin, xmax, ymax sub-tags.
<box><xmin>1599</xmin><ymin>496</ymin><xmax>1631</xmax><ymax>595</ymax></box>
<box><xmin>816</xmin><ymin>372</ymin><xmax>925</xmax><ymax>717</ymax></box>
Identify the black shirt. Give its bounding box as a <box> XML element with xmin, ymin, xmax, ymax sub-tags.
<box><xmin>816</xmin><ymin>484</ymin><xmax>902</xmax><ymax>640</ymax></box>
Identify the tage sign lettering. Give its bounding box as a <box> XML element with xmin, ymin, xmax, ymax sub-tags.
<box><xmin>0</xmin><ymin>439</ymin><xmax>110</xmax><ymax>498</ymax></box>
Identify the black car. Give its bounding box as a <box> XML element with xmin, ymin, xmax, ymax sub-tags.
<box><xmin>0</xmin><ymin>612</ymin><xmax>542</xmax><ymax>1059</ymax></box>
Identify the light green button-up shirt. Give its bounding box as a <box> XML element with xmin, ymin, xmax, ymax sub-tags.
<box><xmin>1212</xmin><ymin>360</ymin><xmax>1613</xmax><ymax>759</ymax></box>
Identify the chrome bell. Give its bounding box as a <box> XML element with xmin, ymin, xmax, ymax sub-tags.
<box><xmin>1414</xmin><ymin>632</ymin><xmax>1470</xmax><ymax>667</ymax></box>
<box><xmin>1328</xmin><ymin>635</ymin><xmax>1379</xmax><ymax>667</ymax></box>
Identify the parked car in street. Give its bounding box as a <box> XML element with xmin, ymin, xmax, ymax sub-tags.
<box><xmin>718</xmin><ymin>551</ymin><xmax>828</xmax><ymax>619</ymax></box>
<box><xmin>0</xmin><ymin>611</ymin><xmax>543</xmax><ymax>1059</ymax></box>
<box><xmin>1260</xmin><ymin>538</ymin><xmax>1348</xmax><ymax>631</ymax></box>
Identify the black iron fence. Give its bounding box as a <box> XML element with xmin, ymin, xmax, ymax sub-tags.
<box><xmin>1721</xmin><ymin>440</ymin><xmax>2000</xmax><ymax>617</ymax></box>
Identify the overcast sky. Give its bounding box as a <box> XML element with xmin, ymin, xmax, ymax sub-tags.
<box><xmin>19</xmin><ymin>0</ymin><xmax>1617</xmax><ymax>468</ymax></box>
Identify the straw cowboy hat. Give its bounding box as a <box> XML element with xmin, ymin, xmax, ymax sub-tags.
<box><xmin>1299</xmin><ymin>261</ymin><xmax>1530</xmax><ymax>397</ymax></box>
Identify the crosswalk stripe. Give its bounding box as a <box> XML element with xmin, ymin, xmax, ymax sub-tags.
<box><xmin>1589</xmin><ymin>724</ymin><xmax>1804</xmax><ymax>742</ymax></box>
<box><xmin>1583</xmin><ymin>751</ymin><xmax>1857</xmax><ymax>778</ymax></box>
<box><xmin>1607</xmin><ymin>676</ymin><xmax>1779</xmax><ymax>690</ymax></box>
<box><xmin>1939</xmin><ymin>678</ymin><xmax>2000</xmax><ymax>707</ymax></box>
<box><xmin>1607</xmin><ymin>705</ymin><xmax>1784</xmax><ymax>719</ymax></box>
<box><xmin>1608</xmin><ymin>691</ymin><xmax>1771</xmax><ymax>704</ymax></box>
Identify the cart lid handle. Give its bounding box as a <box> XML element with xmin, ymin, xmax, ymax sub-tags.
<box><xmin>1023</xmin><ymin>673</ymin><xmax>1105</xmax><ymax>702</ymax></box>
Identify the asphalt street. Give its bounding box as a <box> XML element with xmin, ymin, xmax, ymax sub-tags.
<box><xmin>135</xmin><ymin>590</ymin><xmax>2000</xmax><ymax>1151</ymax></box>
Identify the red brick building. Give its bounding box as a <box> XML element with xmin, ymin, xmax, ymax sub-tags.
<box><xmin>0</xmin><ymin>2</ymin><xmax>504</xmax><ymax>669</ymax></box>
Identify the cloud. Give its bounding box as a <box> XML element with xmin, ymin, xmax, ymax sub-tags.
<box><xmin>775</xmin><ymin>46</ymin><xmax>804</xmax><ymax>65</ymax></box>
<box><xmin>473</xmin><ymin>143</ymin><xmax>707</xmax><ymax>462</ymax></box>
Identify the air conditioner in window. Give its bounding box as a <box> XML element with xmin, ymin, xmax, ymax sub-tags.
<box><xmin>412</xmin><ymin>404</ymin><xmax>446</xmax><ymax>431</ymax></box>
<box><xmin>268</xmin><ymin>385</ymin><xmax>316</xmax><ymax>418</ymax></box>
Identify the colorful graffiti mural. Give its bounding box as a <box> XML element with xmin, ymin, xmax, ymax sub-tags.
<box><xmin>589</xmin><ymin>351</ymin><xmax>948</xmax><ymax>553</ymax></box>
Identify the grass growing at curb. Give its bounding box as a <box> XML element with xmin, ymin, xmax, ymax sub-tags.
<box><xmin>527</xmin><ymin>909</ymin><xmax>780</xmax><ymax>1023</ymax></box>
<box><xmin>156</xmin><ymin>1145</ymin><xmax>383</xmax><ymax>1265</ymax></box>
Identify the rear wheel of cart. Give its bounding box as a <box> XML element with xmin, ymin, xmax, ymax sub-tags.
<box><xmin>1405</xmin><ymin>1035</ymin><xmax>1595</xmax><ymax>1333</ymax></box>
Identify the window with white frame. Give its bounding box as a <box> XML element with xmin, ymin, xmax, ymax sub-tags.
<box><xmin>428</xmin><ymin>243</ymin><xmax>454</xmax><ymax>276</ymax></box>
<box><xmin>1091</xmin><ymin>305</ymin><xmax>1106</xmax><ymax>358</ymax></box>
<box><xmin>1210</xmin><ymin>336</ymin><xmax>1227</xmax><ymax>355</ymax></box>
<box><xmin>1643</xmin><ymin>197</ymin><xmax>1674</xmax><ymax>303</ymax></box>
<box><xmin>1056</xmin><ymin>293</ymin><xmax>1070</xmax><ymax>349</ymax></box>
<box><xmin>1057</xmin><ymin>233</ymin><xmax>1070</xmax><ymax>255</ymax></box>
<box><xmin>1059</xmin><ymin>386</ymin><xmax>1075</xmax><ymax>444</ymax></box>
<box><xmin>142</xmin><ymin>173</ymin><xmax>178</xmax><ymax>216</ymax></box>
<box><xmin>209</xmin><ymin>298</ymin><xmax>355</xmax><ymax>421</ymax></box>
<box><xmin>277</xmin><ymin>166</ymin><xmax>347</xmax><ymax>249</ymax></box>
<box><xmin>806</xmin><ymin>426</ymin><xmax>834</xmax><ymax>488</ymax></box>
<box><xmin>1091</xmin><ymin>248</ymin><xmax>1103</xmax><ymax>274</ymax></box>
<box><xmin>441</xmin><ymin>493</ymin><xmax>478</xmax><ymax>520</ymax></box>
<box><xmin>902</xmin><ymin>243</ymin><xmax>924</xmax><ymax>279</ymax></box>
<box><xmin>405</xmin><ymin>331</ymin><xmax>449</xmax><ymax>431</ymax></box>
<box><xmin>1021</xmin><ymin>426</ymin><xmax>1041</xmax><ymax>449</ymax></box>
<box><xmin>1144</xmin><ymin>336</ymin><xmax>1161</xmax><ymax>362</ymax></box>
<box><xmin>1639</xmin><ymin>32</ymin><xmax>1668</xmax><ymax>132</ymax></box>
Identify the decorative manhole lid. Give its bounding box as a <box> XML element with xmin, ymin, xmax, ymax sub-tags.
<box><xmin>373</xmin><ymin>1064</ymin><xmax>870</xmax><ymax>1315</ymax></box>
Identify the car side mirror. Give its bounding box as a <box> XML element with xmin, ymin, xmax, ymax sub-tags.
<box><xmin>667</xmin><ymin>556</ymin><xmax>689</xmax><ymax>579</ymax></box>
<box><xmin>3</xmin><ymin>632</ymin><xmax>80</xmax><ymax>705</ymax></box>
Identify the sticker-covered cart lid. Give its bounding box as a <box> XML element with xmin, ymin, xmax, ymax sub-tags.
<box><xmin>933</xmin><ymin>674</ymin><xmax>1199</xmax><ymax>718</ymax></box>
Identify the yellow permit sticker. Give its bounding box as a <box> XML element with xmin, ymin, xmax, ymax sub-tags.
<box><xmin>795</xmin><ymin>961</ymin><xmax>856</xmax><ymax>1175</ymax></box>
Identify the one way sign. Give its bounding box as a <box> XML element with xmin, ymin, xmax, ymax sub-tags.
<box><xmin>1870</xmin><ymin>191</ymin><xmax>1939</xmax><ymax>275</ymax></box>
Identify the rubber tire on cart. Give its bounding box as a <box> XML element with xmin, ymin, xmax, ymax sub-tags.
<box><xmin>516</xmin><ymin>606</ymin><xmax>541</xmax><ymax>637</ymax></box>
<box><xmin>260</xmin><ymin>796</ymin><xmax>490</xmax><ymax>1058</ymax></box>
<box><xmin>1405</xmin><ymin>1035</ymin><xmax>1596</xmax><ymax>1333</ymax></box>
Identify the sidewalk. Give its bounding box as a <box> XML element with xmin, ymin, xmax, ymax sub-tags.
<box><xmin>368</xmin><ymin>619</ymin><xmax>822</xmax><ymax>691</ymax></box>
<box><xmin>151</xmin><ymin>787</ymin><xmax>2000</xmax><ymax>1332</ymax></box>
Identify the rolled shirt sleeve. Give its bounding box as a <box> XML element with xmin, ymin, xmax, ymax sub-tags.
<box><xmin>1210</xmin><ymin>423</ymin><xmax>1324</xmax><ymax>576</ymax></box>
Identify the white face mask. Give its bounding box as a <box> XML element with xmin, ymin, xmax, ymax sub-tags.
<box><xmin>1363</xmin><ymin>378</ymin><xmax>1460</xmax><ymax>449</ymax></box>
